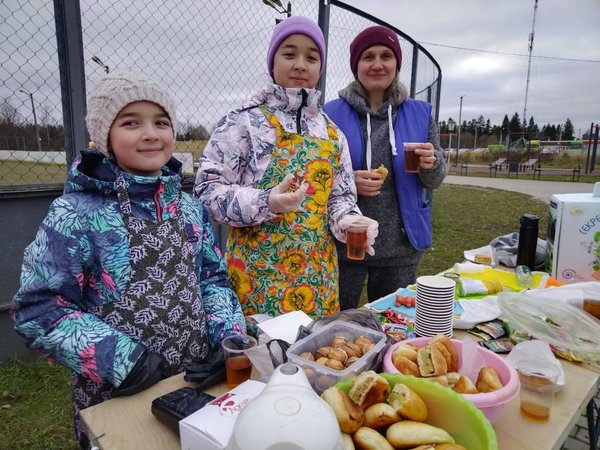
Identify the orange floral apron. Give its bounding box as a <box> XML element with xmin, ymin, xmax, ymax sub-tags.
<box><xmin>227</xmin><ymin>105</ymin><xmax>341</xmax><ymax>318</ymax></box>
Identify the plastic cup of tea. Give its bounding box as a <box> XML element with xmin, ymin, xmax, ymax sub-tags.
<box><xmin>516</xmin><ymin>359</ymin><xmax>560</xmax><ymax>422</ymax></box>
<box><xmin>403</xmin><ymin>142</ymin><xmax>422</xmax><ymax>173</ymax></box>
<box><xmin>221</xmin><ymin>334</ymin><xmax>257</xmax><ymax>389</ymax></box>
<box><xmin>346</xmin><ymin>225</ymin><xmax>368</xmax><ymax>260</ymax></box>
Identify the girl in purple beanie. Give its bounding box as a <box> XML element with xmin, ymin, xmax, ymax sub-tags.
<box><xmin>324</xmin><ymin>25</ymin><xmax>448</xmax><ymax>310</ymax></box>
<box><xmin>195</xmin><ymin>16</ymin><xmax>378</xmax><ymax>318</ymax></box>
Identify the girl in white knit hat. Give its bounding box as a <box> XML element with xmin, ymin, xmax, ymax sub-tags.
<box><xmin>13</xmin><ymin>69</ymin><xmax>246</xmax><ymax>447</ymax></box>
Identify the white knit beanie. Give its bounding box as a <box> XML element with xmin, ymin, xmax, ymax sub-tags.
<box><xmin>86</xmin><ymin>69</ymin><xmax>177</xmax><ymax>157</ymax></box>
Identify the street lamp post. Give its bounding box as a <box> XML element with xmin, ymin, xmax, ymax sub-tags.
<box><xmin>18</xmin><ymin>89</ymin><xmax>42</xmax><ymax>152</ymax></box>
<box><xmin>455</xmin><ymin>95</ymin><xmax>465</xmax><ymax>166</ymax></box>
<box><xmin>447</xmin><ymin>118</ymin><xmax>456</xmax><ymax>165</ymax></box>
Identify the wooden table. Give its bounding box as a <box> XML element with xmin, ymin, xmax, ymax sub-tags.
<box><xmin>80</xmin><ymin>354</ymin><xmax>599</xmax><ymax>450</ymax></box>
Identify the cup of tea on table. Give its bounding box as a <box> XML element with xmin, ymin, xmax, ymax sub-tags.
<box><xmin>516</xmin><ymin>358</ymin><xmax>560</xmax><ymax>422</ymax></box>
<box><xmin>221</xmin><ymin>335</ymin><xmax>257</xmax><ymax>389</ymax></box>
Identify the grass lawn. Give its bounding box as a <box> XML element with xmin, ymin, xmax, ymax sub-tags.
<box><xmin>0</xmin><ymin>183</ymin><xmax>550</xmax><ymax>449</ymax></box>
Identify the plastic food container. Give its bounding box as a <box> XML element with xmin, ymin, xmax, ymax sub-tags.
<box><xmin>382</xmin><ymin>337</ymin><xmax>519</xmax><ymax>423</ymax></box>
<box><xmin>286</xmin><ymin>321</ymin><xmax>386</xmax><ymax>394</ymax></box>
<box><xmin>337</xmin><ymin>373</ymin><xmax>498</xmax><ymax>450</ymax></box>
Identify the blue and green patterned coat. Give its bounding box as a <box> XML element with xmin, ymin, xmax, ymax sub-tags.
<box><xmin>12</xmin><ymin>149</ymin><xmax>245</xmax><ymax>388</ymax></box>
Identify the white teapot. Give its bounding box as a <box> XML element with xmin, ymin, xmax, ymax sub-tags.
<box><xmin>227</xmin><ymin>362</ymin><xmax>344</xmax><ymax>450</ymax></box>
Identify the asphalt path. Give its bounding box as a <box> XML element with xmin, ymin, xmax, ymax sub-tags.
<box><xmin>443</xmin><ymin>175</ymin><xmax>595</xmax><ymax>203</ymax></box>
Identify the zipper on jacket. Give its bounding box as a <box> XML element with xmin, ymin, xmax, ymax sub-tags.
<box><xmin>153</xmin><ymin>184</ymin><xmax>164</xmax><ymax>222</ymax></box>
<box><xmin>295</xmin><ymin>89</ymin><xmax>308</xmax><ymax>134</ymax></box>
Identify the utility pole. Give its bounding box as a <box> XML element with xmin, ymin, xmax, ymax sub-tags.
<box><xmin>19</xmin><ymin>89</ymin><xmax>42</xmax><ymax>152</ymax></box>
<box><xmin>523</xmin><ymin>0</ymin><xmax>538</xmax><ymax>131</ymax></box>
<box><xmin>455</xmin><ymin>95</ymin><xmax>464</xmax><ymax>166</ymax></box>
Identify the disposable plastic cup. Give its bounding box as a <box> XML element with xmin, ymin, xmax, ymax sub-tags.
<box><xmin>516</xmin><ymin>359</ymin><xmax>560</xmax><ymax>422</ymax></box>
<box><xmin>346</xmin><ymin>225</ymin><xmax>368</xmax><ymax>260</ymax></box>
<box><xmin>221</xmin><ymin>335</ymin><xmax>257</xmax><ymax>389</ymax></box>
<box><xmin>403</xmin><ymin>142</ymin><xmax>422</xmax><ymax>173</ymax></box>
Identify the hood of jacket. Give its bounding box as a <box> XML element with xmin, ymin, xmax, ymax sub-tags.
<box><xmin>244</xmin><ymin>82</ymin><xmax>322</xmax><ymax>118</ymax></box>
<box><xmin>338</xmin><ymin>79</ymin><xmax>408</xmax><ymax>116</ymax></box>
<box><xmin>64</xmin><ymin>148</ymin><xmax>184</xmax><ymax>201</ymax></box>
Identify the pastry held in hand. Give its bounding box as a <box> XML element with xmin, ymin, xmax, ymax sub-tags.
<box><xmin>372</xmin><ymin>164</ymin><xmax>389</xmax><ymax>181</ymax></box>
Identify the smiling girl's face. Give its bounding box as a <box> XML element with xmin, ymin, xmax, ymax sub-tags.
<box><xmin>272</xmin><ymin>34</ymin><xmax>321</xmax><ymax>89</ymax></box>
<box><xmin>108</xmin><ymin>101</ymin><xmax>174</xmax><ymax>177</ymax></box>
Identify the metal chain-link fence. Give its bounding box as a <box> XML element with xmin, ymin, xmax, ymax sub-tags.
<box><xmin>0</xmin><ymin>0</ymin><xmax>440</xmax><ymax>189</ymax></box>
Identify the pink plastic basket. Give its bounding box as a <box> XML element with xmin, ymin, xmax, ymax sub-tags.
<box><xmin>383</xmin><ymin>337</ymin><xmax>520</xmax><ymax>423</ymax></box>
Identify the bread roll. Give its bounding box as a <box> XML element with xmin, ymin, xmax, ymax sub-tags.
<box><xmin>430</xmin><ymin>335</ymin><xmax>458</xmax><ymax>372</ymax></box>
<box><xmin>452</xmin><ymin>375</ymin><xmax>478</xmax><ymax>394</ymax></box>
<box><xmin>417</xmin><ymin>345</ymin><xmax>448</xmax><ymax>377</ymax></box>
<box><xmin>372</xmin><ymin>164</ymin><xmax>389</xmax><ymax>181</ymax></box>
<box><xmin>431</xmin><ymin>342</ymin><xmax>452</xmax><ymax>373</ymax></box>
<box><xmin>433</xmin><ymin>444</ymin><xmax>467</xmax><ymax>450</ymax></box>
<box><xmin>386</xmin><ymin>383</ymin><xmax>428</xmax><ymax>421</ymax></box>
<box><xmin>392</xmin><ymin>355</ymin><xmax>421</xmax><ymax>377</ymax></box>
<box><xmin>392</xmin><ymin>344</ymin><xmax>419</xmax><ymax>363</ymax></box>
<box><xmin>427</xmin><ymin>374</ymin><xmax>449</xmax><ymax>387</ymax></box>
<box><xmin>445</xmin><ymin>372</ymin><xmax>461</xmax><ymax>389</ymax></box>
<box><xmin>348</xmin><ymin>371</ymin><xmax>391</xmax><ymax>410</ymax></box>
<box><xmin>364</xmin><ymin>403</ymin><xmax>401</xmax><ymax>430</ymax></box>
<box><xmin>322</xmin><ymin>386</ymin><xmax>365</xmax><ymax>433</ymax></box>
<box><xmin>386</xmin><ymin>421</ymin><xmax>455</xmax><ymax>448</ymax></box>
<box><xmin>476</xmin><ymin>366</ymin><xmax>503</xmax><ymax>393</ymax></box>
<box><xmin>353</xmin><ymin>427</ymin><xmax>395</xmax><ymax>450</ymax></box>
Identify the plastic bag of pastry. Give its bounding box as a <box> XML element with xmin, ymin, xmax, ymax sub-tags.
<box><xmin>457</xmin><ymin>279</ymin><xmax>503</xmax><ymax>297</ymax></box>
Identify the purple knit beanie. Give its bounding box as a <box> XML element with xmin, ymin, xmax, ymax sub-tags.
<box><xmin>350</xmin><ymin>25</ymin><xmax>402</xmax><ymax>75</ymax></box>
<box><xmin>266</xmin><ymin>16</ymin><xmax>326</xmax><ymax>78</ymax></box>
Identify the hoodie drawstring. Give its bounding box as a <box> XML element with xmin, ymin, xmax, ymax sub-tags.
<box><xmin>388</xmin><ymin>104</ymin><xmax>397</xmax><ymax>156</ymax></box>
<box><xmin>365</xmin><ymin>105</ymin><xmax>398</xmax><ymax>170</ymax></box>
<box><xmin>366</xmin><ymin>112</ymin><xmax>372</xmax><ymax>170</ymax></box>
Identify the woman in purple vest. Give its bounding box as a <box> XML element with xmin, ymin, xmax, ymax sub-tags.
<box><xmin>323</xmin><ymin>25</ymin><xmax>447</xmax><ymax>310</ymax></box>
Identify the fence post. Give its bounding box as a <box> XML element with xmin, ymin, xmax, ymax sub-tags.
<box><xmin>316</xmin><ymin>0</ymin><xmax>331</xmax><ymax>102</ymax></box>
<box><xmin>53</xmin><ymin>0</ymin><xmax>87</xmax><ymax>167</ymax></box>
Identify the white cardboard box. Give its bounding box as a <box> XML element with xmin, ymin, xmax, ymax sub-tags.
<box><xmin>545</xmin><ymin>192</ymin><xmax>600</xmax><ymax>283</ymax></box>
<box><xmin>179</xmin><ymin>380</ymin><xmax>265</xmax><ymax>450</ymax></box>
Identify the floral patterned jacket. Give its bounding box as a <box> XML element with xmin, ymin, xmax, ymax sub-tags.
<box><xmin>194</xmin><ymin>83</ymin><xmax>361</xmax><ymax>241</ymax></box>
<box><xmin>12</xmin><ymin>150</ymin><xmax>245</xmax><ymax>388</ymax></box>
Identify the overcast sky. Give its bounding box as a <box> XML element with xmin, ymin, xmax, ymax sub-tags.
<box><xmin>342</xmin><ymin>0</ymin><xmax>600</xmax><ymax>137</ymax></box>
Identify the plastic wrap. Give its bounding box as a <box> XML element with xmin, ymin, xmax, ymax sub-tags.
<box><xmin>498</xmin><ymin>292</ymin><xmax>600</xmax><ymax>363</ymax></box>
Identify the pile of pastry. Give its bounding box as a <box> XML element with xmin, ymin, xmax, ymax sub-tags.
<box><xmin>390</xmin><ymin>335</ymin><xmax>503</xmax><ymax>394</ymax></box>
<box><xmin>322</xmin><ymin>371</ymin><xmax>465</xmax><ymax>450</ymax></box>
<box><xmin>299</xmin><ymin>335</ymin><xmax>375</xmax><ymax>370</ymax></box>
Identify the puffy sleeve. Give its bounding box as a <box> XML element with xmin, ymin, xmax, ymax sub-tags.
<box><xmin>326</xmin><ymin>123</ymin><xmax>363</xmax><ymax>242</ymax></box>
<box><xmin>194</xmin><ymin>111</ymin><xmax>277</xmax><ymax>227</ymax></box>
<box><xmin>12</xmin><ymin>196</ymin><xmax>144</xmax><ymax>388</ymax></box>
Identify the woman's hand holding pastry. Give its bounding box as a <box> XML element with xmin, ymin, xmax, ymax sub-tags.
<box><xmin>354</xmin><ymin>170</ymin><xmax>384</xmax><ymax>196</ymax></box>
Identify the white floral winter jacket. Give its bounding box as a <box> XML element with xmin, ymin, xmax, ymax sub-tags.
<box><xmin>194</xmin><ymin>83</ymin><xmax>361</xmax><ymax>242</ymax></box>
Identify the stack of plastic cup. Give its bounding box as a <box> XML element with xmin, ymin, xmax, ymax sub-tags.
<box><xmin>414</xmin><ymin>275</ymin><xmax>456</xmax><ymax>337</ymax></box>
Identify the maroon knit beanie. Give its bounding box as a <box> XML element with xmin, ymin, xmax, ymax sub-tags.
<box><xmin>349</xmin><ymin>25</ymin><xmax>402</xmax><ymax>74</ymax></box>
